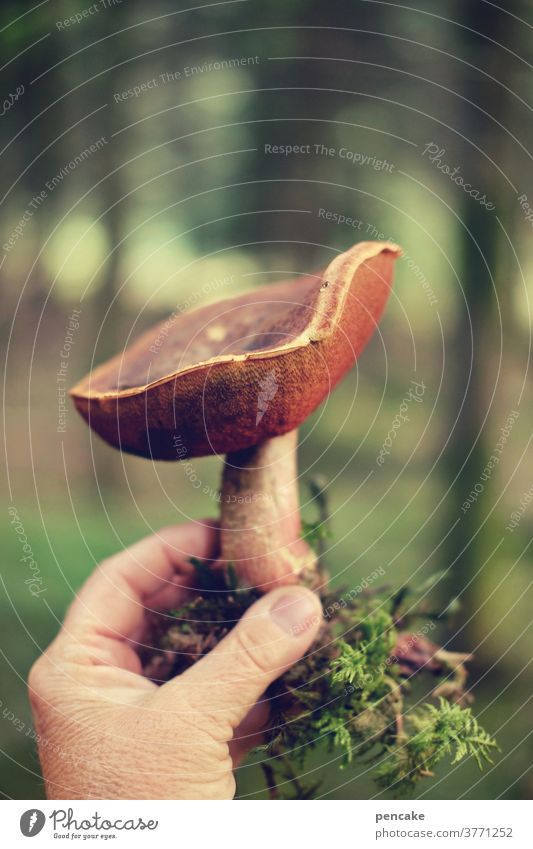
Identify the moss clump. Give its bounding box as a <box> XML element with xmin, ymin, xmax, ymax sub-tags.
<box><xmin>140</xmin><ymin>556</ymin><xmax>497</xmax><ymax>798</ymax></box>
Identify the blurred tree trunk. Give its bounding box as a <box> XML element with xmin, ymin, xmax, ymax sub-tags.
<box><xmin>443</xmin><ymin>2</ymin><xmax>517</xmax><ymax>654</ymax></box>
<box><xmin>247</xmin><ymin>0</ymin><xmax>373</xmax><ymax>271</ymax></box>
<box><xmin>89</xmin><ymin>30</ymin><xmax>125</xmax><ymax>492</ymax></box>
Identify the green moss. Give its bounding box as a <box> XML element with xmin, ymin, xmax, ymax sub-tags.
<box><xmin>375</xmin><ymin>698</ymin><xmax>499</xmax><ymax>794</ymax></box>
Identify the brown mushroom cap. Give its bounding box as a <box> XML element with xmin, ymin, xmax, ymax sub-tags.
<box><xmin>70</xmin><ymin>241</ymin><xmax>400</xmax><ymax>460</ymax></box>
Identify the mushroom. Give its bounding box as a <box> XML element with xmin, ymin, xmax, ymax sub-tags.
<box><xmin>71</xmin><ymin>241</ymin><xmax>400</xmax><ymax>591</ymax></box>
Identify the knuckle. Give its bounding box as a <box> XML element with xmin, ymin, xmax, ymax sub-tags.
<box><xmin>27</xmin><ymin>654</ymin><xmax>53</xmax><ymax>706</ymax></box>
<box><xmin>156</xmin><ymin>524</ymin><xmax>179</xmax><ymax>539</ymax></box>
<box><xmin>27</xmin><ymin>644</ymin><xmax>68</xmax><ymax>708</ymax></box>
<box><xmin>96</xmin><ymin>554</ymin><xmax>119</xmax><ymax>576</ymax></box>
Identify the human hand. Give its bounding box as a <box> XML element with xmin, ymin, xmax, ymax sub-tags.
<box><xmin>28</xmin><ymin>521</ymin><xmax>322</xmax><ymax>799</ymax></box>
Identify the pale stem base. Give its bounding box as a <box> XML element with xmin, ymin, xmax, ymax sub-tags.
<box><xmin>218</xmin><ymin>430</ymin><xmax>317</xmax><ymax>591</ymax></box>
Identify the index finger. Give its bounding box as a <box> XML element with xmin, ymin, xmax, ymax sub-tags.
<box><xmin>62</xmin><ymin>520</ymin><xmax>219</xmax><ymax>642</ymax></box>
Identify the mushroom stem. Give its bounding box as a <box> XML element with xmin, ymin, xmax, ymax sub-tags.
<box><xmin>218</xmin><ymin>429</ymin><xmax>317</xmax><ymax>591</ymax></box>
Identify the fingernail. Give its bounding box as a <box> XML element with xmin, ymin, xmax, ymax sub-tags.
<box><xmin>270</xmin><ymin>590</ymin><xmax>321</xmax><ymax>636</ymax></box>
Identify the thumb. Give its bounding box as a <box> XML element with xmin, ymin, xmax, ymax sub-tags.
<box><xmin>156</xmin><ymin>585</ymin><xmax>322</xmax><ymax>735</ymax></box>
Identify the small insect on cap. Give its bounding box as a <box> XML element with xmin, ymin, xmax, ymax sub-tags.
<box><xmin>70</xmin><ymin>241</ymin><xmax>401</xmax><ymax>461</ymax></box>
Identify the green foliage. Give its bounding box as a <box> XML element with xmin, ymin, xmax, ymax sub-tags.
<box><xmin>331</xmin><ymin>609</ymin><xmax>395</xmax><ymax>701</ymax></box>
<box><xmin>330</xmin><ymin>606</ymin><xmax>394</xmax><ymax>693</ymax></box>
<box><xmin>301</xmin><ymin>518</ymin><xmax>332</xmax><ymax>550</ymax></box>
<box><xmin>331</xmin><ymin>640</ymin><xmax>374</xmax><ymax>688</ymax></box>
<box><xmin>315</xmin><ymin>713</ymin><xmax>355</xmax><ymax>764</ymax></box>
<box><xmin>300</xmin><ymin>474</ymin><xmax>332</xmax><ymax>560</ymax></box>
<box><xmin>375</xmin><ymin>698</ymin><xmax>498</xmax><ymax>794</ymax></box>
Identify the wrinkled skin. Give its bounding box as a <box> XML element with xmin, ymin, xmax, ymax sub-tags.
<box><xmin>28</xmin><ymin>521</ymin><xmax>322</xmax><ymax>799</ymax></box>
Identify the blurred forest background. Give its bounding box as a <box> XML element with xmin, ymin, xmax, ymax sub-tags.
<box><xmin>1</xmin><ymin>0</ymin><xmax>532</xmax><ymax>799</ymax></box>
